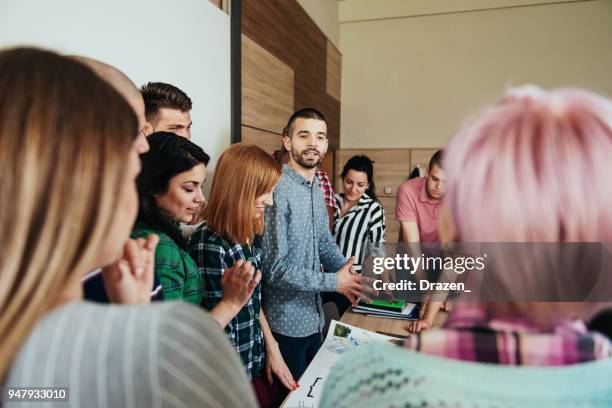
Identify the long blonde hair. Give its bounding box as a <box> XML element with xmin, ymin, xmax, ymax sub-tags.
<box><xmin>204</xmin><ymin>143</ymin><xmax>281</xmax><ymax>244</ymax></box>
<box><xmin>0</xmin><ymin>48</ymin><xmax>137</xmax><ymax>380</ymax></box>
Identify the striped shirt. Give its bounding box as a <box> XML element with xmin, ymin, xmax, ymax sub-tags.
<box><xmin>189</xmin><ymin>223</ymin><xmax>265</xmax><ymax>380</ymax></box>
<box><xmin>5</xmin><ymin>301</ymin><xmax>258</xmax><ymax>408</ymax></box>
<box><xmin>333</xmin><ymin>193</ymin><xmax>385</xmax><ymax>272</ymax></box>
<box><xmin>404</xmin><ymin>303</ymin><xmax>612</xmax><ymax>365</ymax></box>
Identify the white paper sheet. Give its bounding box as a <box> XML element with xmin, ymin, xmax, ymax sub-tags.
<box><xmin>282</xmin><ymin>320</ymin><xmax>402</xmax><ymax>408</ymax></box>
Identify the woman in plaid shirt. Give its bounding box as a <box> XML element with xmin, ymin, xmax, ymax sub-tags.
<box><xmin>189</xmin><ymin>143</ymin><xmax>297</xmax><ymax>407</ymax></box>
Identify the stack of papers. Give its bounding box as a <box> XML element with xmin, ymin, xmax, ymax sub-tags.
<box><xmin>352</xmin><ymin>299</ymin><xmax>419</xmax><ymax>320</ymax></box>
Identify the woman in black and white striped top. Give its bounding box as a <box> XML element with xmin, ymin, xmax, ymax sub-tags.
<box><xmin>330</xmin><ymin>155</ymin><xmax>385</xmax><ymax>314</ymax></box>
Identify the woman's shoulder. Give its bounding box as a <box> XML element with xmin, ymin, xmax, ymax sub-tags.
<box><xmin>8</xmin><ymin>302</ymin><xmax>211</xmax><ymax>377</ymax></box>
<box><xmin>321</xmin><ymin>342</ymin><xmax>612</xmax><ymax>408</ymax></box>
<box><xmin>190</xmin><ymin>223</ymin><xmax>233</xmax><ymax>251</ymax></box>
<box><xmin>132</xmin><ymin>221</ymin><xmax>174</xmax><ymax>245</ymax></box>
<box><xmin>363</xmin><ymin>194</ymin><xmax>384</xmax><ymax>211</ymax></box>
<box><xmin>7</xmin><ymin>301</ymin><xmax>257</xmax><ymax>407</ymax></box>
<box><xmin>15</xmin><ymin>301</ymin><xmax>217</xmax><ymax>343</ymax></box>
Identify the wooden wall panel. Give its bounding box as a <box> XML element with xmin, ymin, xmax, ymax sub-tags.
<box><xmin>326</xmin><ymin>41</ymin><xmax>341</xmax><ymax>101</ymax></box>
<box><xmin>242</xmin><ymin>34</ymin><xmax>294</xmax><ymax>134</ymax></box>
<box><xmin>241</xmin><ymin>126</ymin><xmax>281</xmax><ymax>155</ymax></box>
<box><xmin>209</xmin><ymin>0</ymin><xmax>222</xmax><ymax>10</ymax></box>
<box><xmin>320</xmin><ymin>149</ymin><xmax>335</xmax><ymax>183</ymax></box>
<box><xmin>410</xmin><ymin>148</ymin><xmax>439</xmax><ymax>172</ymax></box>
<box><xmin>242</xmin><ymin>0</ymin><xmax>341</xmax><ymax>148</ymax></box>
<box><xmin>379</xmin><ymin>196</ymin><xmax>399</xmax><ymax>244</ymax></box>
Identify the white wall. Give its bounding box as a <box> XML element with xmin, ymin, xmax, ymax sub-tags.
<box><xmin>339</xmin><ymin>0</ymin><xmax>576</xmax><ymax>22</ymax></box>
<box><xmin>339</xmin><ymin>0</ymin><xmax>612</xmax><ymax>148</ymax></box>
<box><xmin>297</xmin><ymin>0</ymin><xmax>340</xmax><ymax>48</ymax></box>
<box><xmin>0</xmin><ymin>0</ymin><xmax>231</xmax><ymax>188</ymax></box>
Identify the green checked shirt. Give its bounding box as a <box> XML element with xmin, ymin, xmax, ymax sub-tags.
<box><xmin>189</xmin><ymin>223</ymin><xmax>265</xmax><ymax>380</ymax></box>
<box><xmin>132</xmin><ymin>222</ymin><xmax>203</xmax><ymax>305</ymax></box>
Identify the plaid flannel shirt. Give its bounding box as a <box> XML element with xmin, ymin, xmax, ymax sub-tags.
<box><xmin>404</xmin><ymin>303</ymin><xmax>612</xmax><ymax>365</ymax></box>
<box><xmin>188</xmin><ymin>223</ymin><xmax>265</xmax><ymax>379</ymax></box>
<box><xmin>131</xmin><ymin>222</ymin><xmax>203</xmax><ymax>305</ymax></box>
<box><xmin>316</xmin><ymin>168</ymin><xmax>336</xmax><ymax>209</ymax></box>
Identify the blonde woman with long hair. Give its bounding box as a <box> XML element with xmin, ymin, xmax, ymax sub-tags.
<box><xmin>0</xmin><ymin>48</ymin><xmax>257</xmax><ymax>407</ymax></box>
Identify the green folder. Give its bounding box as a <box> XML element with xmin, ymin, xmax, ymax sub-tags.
<box><xmin>358</xmin><ymin>299</ymin><xmax>406</xmax><ymax>312</ymax></box>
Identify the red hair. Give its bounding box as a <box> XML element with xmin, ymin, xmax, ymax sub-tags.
<box><xmin>204</xmin><ymin>143</ymin><xmax>281</xmax><ymax>244</ymax></box>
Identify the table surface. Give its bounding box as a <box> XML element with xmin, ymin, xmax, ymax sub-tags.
<box><xmin>339</xmin><ymin>308</ymin><xmax>448</xmax><ymax>338</ymax></box>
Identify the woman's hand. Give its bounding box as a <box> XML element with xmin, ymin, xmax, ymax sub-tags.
<box><xmin>266</xmin><ymin>340</ymin><xmax>298</xmax><ymax>391</ymax></box>
<box><xmin>188</xmin><ymin>200</ymin><xmax>207</xmax><ymax>225</ymax></box>
<box><xmin>211</xmin><ymin>260</ymin><xmax>262</xmax><ymax>328</ymax></box>
<box><xmin>405</xmin><ymin>299</ymin><xmax>443</xmax><ymax>333</ymax></box>
<box><xmin>219</xmin><ymin>260</ymin><xmax>262</xmax><ymax>311</ymax></box>
<box><xmin>406</xmin><ymin>318</ymin><xmax>432</xmax><ymax>333</ymax></box>
<box><xmin>102</xmin><ymin>234</ymin><xmax>159</xmax><ymax>304</ymax></box>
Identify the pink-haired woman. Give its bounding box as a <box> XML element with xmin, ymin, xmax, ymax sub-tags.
<box><xmin>405</xmin><ymin>85</ymin><xmax>612</xmax><ymax>365</ymax></box>
<box><xmin>320</xmin><ymin>85</ymin><xmax>612</xmax><ymax>408</ymax></box>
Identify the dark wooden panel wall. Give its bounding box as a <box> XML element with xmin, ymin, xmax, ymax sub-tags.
<box><xmin>241</xmin><ymin>0</ymin><xmax>341</xmax><ymax>151</ymax></box>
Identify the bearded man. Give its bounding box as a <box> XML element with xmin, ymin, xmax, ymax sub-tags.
<box><xmin>260</xmin><ymin>108</ymin><xmax>376</xmax><ymax>380</ymax></box>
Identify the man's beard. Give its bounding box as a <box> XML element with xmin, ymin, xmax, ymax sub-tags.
<box><xmin>292</xmin><ymin>147</ymin><xmax>322</xmax><ymax>169</ymax></box>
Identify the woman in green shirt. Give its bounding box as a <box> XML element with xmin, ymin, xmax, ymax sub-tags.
<box><xmin>132</xmin><ymin>132</ymin><xmax>208</xmax><ymax>304</ymax></box>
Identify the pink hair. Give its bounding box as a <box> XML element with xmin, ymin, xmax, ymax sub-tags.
<box><xmin>445</xmin><ymin>85</ymin><xmax>612</xmax><ymax>242</ymax></box>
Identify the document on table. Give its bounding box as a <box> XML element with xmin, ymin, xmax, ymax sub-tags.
<box><xmin>282</xmin><ymin>320</ymin><xmax>403</xmax><ymax>408</ymax></box>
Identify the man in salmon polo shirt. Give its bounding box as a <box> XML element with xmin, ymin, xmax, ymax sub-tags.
<box><xmin>396</xmin><ymin>149</ymin><xmax>447</xmax><ymax>333</ymax></box>
<box><xmin>396</xmin><ymin>149</ymin><xmax>446</xmax><ymax>243</ymax></box>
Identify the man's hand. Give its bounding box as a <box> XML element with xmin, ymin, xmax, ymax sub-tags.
<box><xmin>406</xmin><ymin>318</ymin><xmax>432</xmax><ymax>333</ymax></box>
<box><xmin>219</xmin><ymin>260</ymin><xmax>262</xmax><ymax>313</ymax></box>
<box><xmin>336</xmin><ymin>258</ymin><xmax>378</xmax><ymax>305</ymax></box>
<box><xmin>102</xmin><ymin>234</ymin><xmax>159</xmax><ymax>304</ymax></box>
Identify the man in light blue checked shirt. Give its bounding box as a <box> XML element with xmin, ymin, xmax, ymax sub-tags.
<box><xmin>261</xmin><ymin>108</ymin><xmax>377</xmax><ymax>380</ymax></box>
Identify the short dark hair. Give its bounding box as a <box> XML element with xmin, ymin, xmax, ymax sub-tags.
<box><xmin>429</xmin><ymin>149</ymin><xmax>444</xmax><ymax>170</ymax></box>
<box><xmin>341</xmin><ymin>155</ymin><xmax>378</xmax><ymax>202</ymax></box>
<box><xmin>140</xmin><ymin>82</ymin><xmax>192</xmax><ymax>122</ymax></box>
<box><xmin>285</xmin><ymin>108</ymin><xmax>326</xmax><ymax>137</ymax></box>
<box><xmin>136</xmin><ymin>132</ymin><xmax>209</xmax><ymax>249</ymax></box>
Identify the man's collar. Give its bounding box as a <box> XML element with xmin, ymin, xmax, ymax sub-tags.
<box><xmin>283</xmin><ymin>164</ymin><xmax>320</xmax><ymax>187</ymax></box>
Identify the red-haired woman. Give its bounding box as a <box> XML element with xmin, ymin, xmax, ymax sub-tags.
<box><xmin>189</xmin><ymin>143</ymin><xmax>296</xmax><ymax>407</ymax></box>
